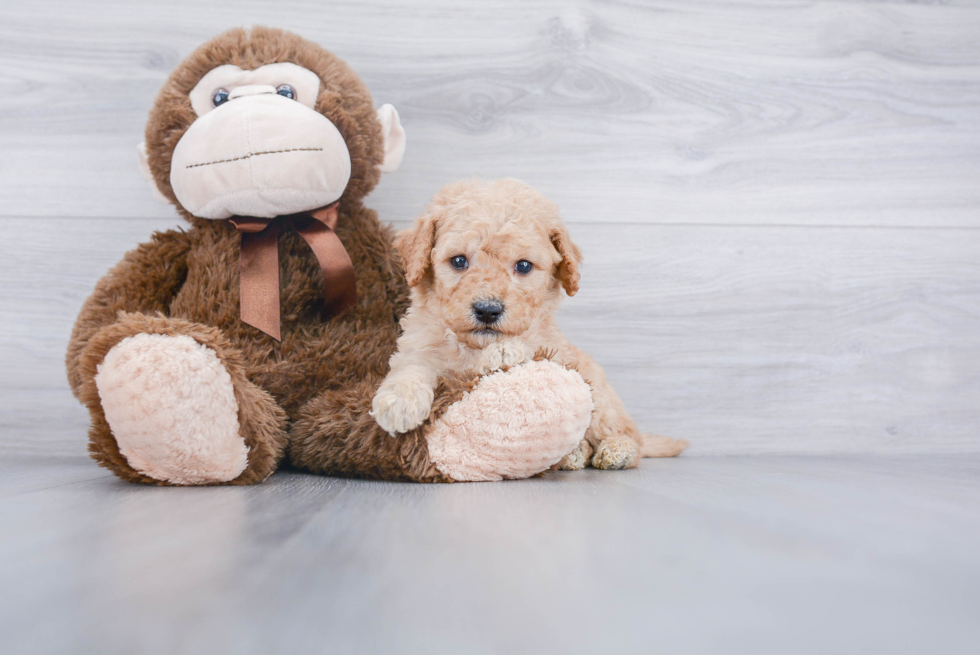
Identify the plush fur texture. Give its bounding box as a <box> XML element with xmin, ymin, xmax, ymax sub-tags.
<box><xmin>425</xmin><ymin>360</ymin><xmax>593</xmax><ymax>481</ymax></box>
<box><xmin>66</xmin><ymin>28</ymin><xmax>594</xmax><ymax>485</ymax></box>
<box><xmin>374</xmin><ymin>179</ymin><xmax>688</xmax><ymax>470</ymax></box>
<box><xmin>65</xmin><ymin>27</ymin><xmax>411</xmax><ymax>484</ymax></box>
<box><xmin>142</xmin><ymin>27</ymin><xmax>385</xmax><ymax>219</ymax></box>
<box><xmin>72</xmin><ymin>312</ymin><xmax>288</xmax><ymax>485</ymax></box>
<box><xmin>96</xmin><ymin>334</ymin><xmax>248</xmax><ymax>484</ymax></box>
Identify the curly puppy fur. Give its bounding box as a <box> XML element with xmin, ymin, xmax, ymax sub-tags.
<box><xmin>372</xmin><ymin>179</ymin><xmax>688</xmax><ymax>470</ymax></box>
<box><xmin>65</xmin><ymin>27</ymin><xmax>463</xmax><ymax>484</ymax></box>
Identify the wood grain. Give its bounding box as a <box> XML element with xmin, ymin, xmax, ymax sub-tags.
<box><xmin>2</xmin><ymin>216</ymin><xmax>977</xmax><ymax>456</ymax></box>
<box><xmin>561</xmin><ymin>222</ymin><xmax>980</xmax><ymax>454</ymax></box>
<box><xmin>0</xmin><ymin>0</ymin><xmax>978</xmax><ymax>225</ymax></box>
<box><xmin>0</xmin><ymin>0</ymin><xmax>978</xmax><ymax>455</ymax></box>
<box><xmin>1</xmin><ymin>455</ymin><xmax>978</xmax><ymax>653</ymax></box>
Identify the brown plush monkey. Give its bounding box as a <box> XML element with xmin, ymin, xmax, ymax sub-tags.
<box><xmin>65</xmin><ymin>27</ymin><xmax>593</xmax><ymax>485</ymax></box>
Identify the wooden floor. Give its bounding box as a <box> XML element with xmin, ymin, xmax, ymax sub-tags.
<box><xmin>1</xmin><ymin>454</ymin><xmax>978</xmax><ymax>654</ymax></box>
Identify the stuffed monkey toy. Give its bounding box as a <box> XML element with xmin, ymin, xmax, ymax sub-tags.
<box><xmin>65</xmin><ymin>27</ymin><xmax>593</xmax><ymax>484</ymax></box>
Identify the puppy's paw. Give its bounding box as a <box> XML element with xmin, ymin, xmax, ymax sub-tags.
<box><xmin>557</xmin><ymin>439</ymin><xmax>594</xmax><ymax>470</ymax></box>
<box><xmin>371</xmin><ymin>380</ymin><xmax>435</xmax><ymax>437</ymax></box>
<box><xmin>478</xmin><ymin>340</ymin><xmax>530</xmax><ymax>375</ymax></box>
<box><xmin>591</xmin><ymin>437</ymin><xmax>640</xmax><ymax>470</ymax></box>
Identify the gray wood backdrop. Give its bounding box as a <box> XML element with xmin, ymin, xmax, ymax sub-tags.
<box><xmin>1</xmin><ymin>0</ymin><xmax>978</xmax><ymax>457</ymax></box>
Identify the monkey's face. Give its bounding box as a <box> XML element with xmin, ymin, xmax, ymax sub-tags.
<box><xmin>170</xmin><ymin>63</ymin><xmax>352</xmax><ymax>219</ymax></box>
<box><xmin>140</xmin><ymin>28</ymin><xmax>405</xmax><ymax>221</ymax></box>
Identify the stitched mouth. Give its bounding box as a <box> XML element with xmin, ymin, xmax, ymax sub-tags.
<box><xmin>186</xmin><ymin>147</ymin><xmax>324</xmax><ymax>169</ymax></box>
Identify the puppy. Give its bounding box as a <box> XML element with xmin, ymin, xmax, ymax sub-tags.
<box><xmin>371</xmin><ymin>179</ymin><xmax>688</xmax><ymax>470</ymax></box>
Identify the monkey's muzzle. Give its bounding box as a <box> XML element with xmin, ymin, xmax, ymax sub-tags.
<box><xmin>170</xmin><ymin>93</ymin><xmax>352</xmax><ymax>220</ymax></box>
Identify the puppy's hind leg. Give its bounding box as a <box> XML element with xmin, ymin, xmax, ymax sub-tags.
<box><xmin>591</xmin><ymin>437</ymin><xmax>640</xmax><ymax>470</ymax></box>
<box><xmin>556</xmin><ymin>439</ymin><xmax>593</xmax><ymax>470</ymax></box>
<box><xmin>588</xmin><ymin>433</ymin><xmax>688</xmax><ymax>469</ymax></box>
<box><xmin>559</xmin><ymin>344</ymin><xmax>689</xmax><ymax>469</ymax></box>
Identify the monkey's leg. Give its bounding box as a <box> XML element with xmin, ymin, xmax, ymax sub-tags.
<box><xmin>75</xmin><ymin>312</ymin><xmax>287</xmax><ymax>485</ymax></box>
<box><xmin>288</xmin><ymin>360</ymin><xmax>593</xmax><ymax>482</ymax></box>
<box><xmin>287</xmin><ymin>375</ymin><xmax>466</xmax><ymax>482</ymax></box>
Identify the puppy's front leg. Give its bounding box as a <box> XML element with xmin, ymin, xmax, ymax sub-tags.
<box><xmin>371</xmin><ymin>364</ymin><xmax>438</xmax><ymax>437</ymax></box>
<box><xmin>478</xmin><ymin>338</ymin><xmax>531</xmax><ymax>375</ymax></box>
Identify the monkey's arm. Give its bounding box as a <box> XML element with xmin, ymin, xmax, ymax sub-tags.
<box><xmin>65</xmin><ymin>229</ymin><xmax>193</xmax><ymax>396</ymax></box>
<box><xmin>351</xmin><ymin>206</ymin><xmax>412</xmax><ymax>319</ymax></box>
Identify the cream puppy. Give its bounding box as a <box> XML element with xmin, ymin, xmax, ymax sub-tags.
<box><xmin>371</xmin><ymin>179</ymin><xmax>687</xmax><ymax>470</ymax></box>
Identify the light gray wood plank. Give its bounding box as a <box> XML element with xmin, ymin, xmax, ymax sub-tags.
<box><xmin>0</xmin><ymin>456</ymin><xmax>111</xmax><ymax>500</ymax></box>
<box><xmin>0</xmin><ymin>216</ymin><xmax>183</xmax><ymax>457</ymax></box>
<box><xmin>560</xmin><ymin>222</ymin><xmax>980</xmax><ymax>454</ymax></box>
<box><xmin>0</xmin><ymin>455</ymin><xmax>978</xmax><ymax>654</ymax></box>
<box><xmin>0</xmin><ymin>0</ymin><xmax>978</xmax><ymax>226</ymax></box>
<box><xmin>2</xmin><ymin>216</ymin><xmax>977</xmax><ymax>456</ymax></box>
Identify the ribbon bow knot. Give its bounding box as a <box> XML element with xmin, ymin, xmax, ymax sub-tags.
<box><xmin>229</xmin><ymin>202</ymin><xmax>357</xmax><ymax>340</ymax></box>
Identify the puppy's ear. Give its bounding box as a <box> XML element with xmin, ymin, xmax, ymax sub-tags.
<box><xmin>396</xmin><ymin>212</ymin><xmax>438</xmax><ymax>287</ymax></box>
<box><xmin>550</xmin><ymin>223</ymin><xmax>583</xmax><ymax>296</ymax></box>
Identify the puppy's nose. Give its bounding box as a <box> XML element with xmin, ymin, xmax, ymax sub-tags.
<box><xmin>472</xmin><ymin>299</ymin><xmax>504</xmax><ymax>325</ymax></box>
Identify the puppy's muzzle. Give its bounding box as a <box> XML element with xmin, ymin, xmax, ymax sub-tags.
<box><xmin>472</xmin><ymin>299</ymin><xmax>504</xmax><ymax>326</ymax></box>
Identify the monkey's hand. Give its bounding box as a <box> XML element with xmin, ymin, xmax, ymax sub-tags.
<box><xmin>370</xmin><ymin>367</ymin><xmax>436</xmax><ymax>437</ymax></box>
<box><xmin>478</xmin><ymin>338</ymin><xmax>531</xmax><ymax>375</ymax></box>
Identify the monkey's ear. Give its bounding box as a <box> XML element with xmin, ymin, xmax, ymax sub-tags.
<box><xmin>137</xmin><ymin>141</ymin><xmax>170</xmax><ymax>204</ymax></box>
<box><xmin>395</xmin><ymin>211</ymin><xmax>437</xmax><ymax>287</ymax></box>
<box><xmin>550</xmin><ymin>223</ymin><xmax>583</xmax><ymax>296</ymax></box>
<box><xmin>376</xmin><ymin>104</ymin><xmax>406</xmax><ymax>173</ymax></box>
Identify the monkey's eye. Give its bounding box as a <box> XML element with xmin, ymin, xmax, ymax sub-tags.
<box><xmin>276</xmin><ymin>84</ymin><xmax>296</xmax><ymax>100</ymax></box>
<box><xmin>450</xmin><ymin>255</ymin><xmax>468</xmax><ymax>271</ymax></box>
<box><xmin>211</xmin><ymin>88</ymin><xmax>230</xmax><ymax>107</ymax></box>
<box><xmin>515</xmin><ymin>260</ymin><xmax>534</xmax><ymax>275</ymax></box>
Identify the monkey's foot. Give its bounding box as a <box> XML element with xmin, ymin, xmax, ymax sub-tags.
<box><xmin>95</xmin><ymin>333</ymin><xmax>248</xmax><ymax>485</ymax></box>
<box><xmin>591</xmin><ymin>437</ymin><xmax>640</xmax><ymax>470</ymax></box>
<box><xmin>425</xmin><ymin>360</ymin><xmax>593</xmax><ymax>482</ymax></box>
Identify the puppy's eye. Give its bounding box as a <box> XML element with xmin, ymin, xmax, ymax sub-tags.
<box><xmin>276</xmin><ymin>84</ymin><xmax>296</xmax><ymax>100</ymax></box>
<box><xmin>515</xmin><ymin>260</ymin><xmax>533</xmax><ymax>275</ymax></box>
<box><xmin>212</xmin><ymin>88</ymin><xmax>230</xmax><ymax>107</ymax></box>
<box><xmin>450</xmin><ymin>255</ymin><xmax>468</xmax><ymax>270</ymax></box>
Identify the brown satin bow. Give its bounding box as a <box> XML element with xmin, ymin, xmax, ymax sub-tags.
<box><xmin>229</xmin><ymin>202</ymin><xmax>356</xmax><ymax>340</ymax></box>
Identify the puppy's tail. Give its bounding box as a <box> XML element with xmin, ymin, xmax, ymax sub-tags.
<box><xmin>641</xmin><ymin>434</ymin><xmax>689</xmax><ymax>458</ymax></box>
